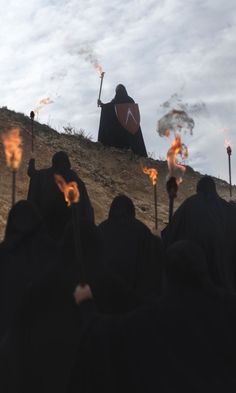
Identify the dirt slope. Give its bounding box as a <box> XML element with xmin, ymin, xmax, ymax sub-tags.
<box><xmin>0</xmin><ymin>107</ymin><xmax>234</xmax><ymax>240</ymax></box>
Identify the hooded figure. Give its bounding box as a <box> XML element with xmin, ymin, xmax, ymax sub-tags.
<box><xmin>27</xmin><ymin>151</ymin><xmax>94</xmax><ymax>241</ymax></box>
<box><xmin>1</xmin><ymin>220</ymin><xmax>138</xmax><ymax>393</ymax></box>
<box><xmin>99</xmin><ymin>195</ymin><xmax>163</xmax><ymax>297</ymax></box>
<box><xmin>98</xmin><ymin>84</ymin><xmax>147</xmax><ymax>157</ymax></box>
<box><xmin>0</xmin><ymin>200</ymin><xmax>58</xmax><ymax>341</ymax></box>
<box><xmin>162</xmin><ymin>176</ymin><xmax>235</xmax><ymax>291</ymax></box>
<box><xmin>68</xmin><ymin>240</ymin><xmax>236</xmax><ymax>393</ymax></box>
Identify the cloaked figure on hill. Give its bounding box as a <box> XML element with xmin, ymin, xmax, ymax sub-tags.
<box><xmin>98</xmin><ymin>195</ymin><xmax>163</xmax><ymax>297</ymax></box>
<box><xmin>162</xmin><ymin>176</ymin><xmax>235</xmax><ymax>291</ymax></box>
<box><xmin>27</xmin><ymin>151</ymin><xmax>94</xmax><ymax>241</ymax></box>
<box><xmin>98</xmin><ymin>84</ymin><xmax>147</xmax><ymax>157</ymax></box>
<box><xmin>69</xmin><ymin>240</ymin><xmax>236</xmax><ymax>393</ymax></box>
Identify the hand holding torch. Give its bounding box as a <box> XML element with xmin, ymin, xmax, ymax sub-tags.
<box><xmin>55</xmin><ymin>175</ymin><xmax>86</xmax><ymax>284</ymax></box>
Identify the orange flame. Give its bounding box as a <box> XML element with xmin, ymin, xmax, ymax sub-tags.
<box><xmin>224</xmin><ymin>139</ymin><xmax>232</xmax><ymax>148</ymax></box>
<box><xmin>167</xmin><ymin>134</ymin><xmax>188</xmax><ymax>184</ymax></box>
<box><xmin>1</xmin><ymin>128</ymin><xmax>23</xmax><ymax>170</ymax></box>
<box><xmin>95</xmin><ymin>63</ymin><xmax>103</xmax><ymax>76</ymax></box>
<box><xmin>34</xmin><ymin>97</ymin><xmax>53</xmax><ymax>114</ymax></box>
<box><xmin>54</xmin><ymin>174</ymin><xmax>80</xmax><ymax>207</ymax></box>
<box><xmin>143</xmin><ymin>167</ymin><xmax>158</xmax><ymax>186</ymax></box>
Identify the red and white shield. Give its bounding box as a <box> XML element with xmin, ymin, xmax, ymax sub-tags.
<box><xmin>115</xmin><ymin>103</ymin><xmax>140</xmax><ymax>135</ymax></box>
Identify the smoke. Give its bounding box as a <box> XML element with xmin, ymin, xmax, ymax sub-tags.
<box><xmin>78</xmin><ymin>46</ymin><xmax>103</xmax><ymax>74</ymax></box>
<box><xmin>161</xmin><ymin>93</ymin><xmax>207</xmax><ymax>116</ymax></box>
<box><xmin>157</xmin><ymin>93</ymin><xmax>203</xmax><ymax>137</ymax></box>
<box><xmin>157</xmin><ymin>109</ymin><xmax>195</xmax><ymax>137</ymax></box>
<box><xmin>50</xmin><ymin>70</ymin><xmax>68</xmax><ymax>82</ymax></box>
<box><xmin>34</xmin><ymin>97</ymin><xmax>54</xmax><ymax>114</ymax></box>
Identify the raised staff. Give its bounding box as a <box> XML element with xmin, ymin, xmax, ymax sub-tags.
<box><xmin>30</xmin><ymin>110</ymin><xmax>35</xmax><ymax>153</ymax></box>
<box><xmin>1</xmin><ymin>128</ymin><xmax>23</xmax><ymax>206</ymax></box>
<box><xmin>143</xmin><ymin>166</ymin><xmax>158</xmax><ymax>230</ymax></box>
<box><xmin>54</xmin><ymin>174</ymin><xmax>86</xmax><ymax>284</ymax></box>
<box><xmin>225</xmin><ymin>141</ymin><xmax>232</xmax><ymax>197</ymax></box>
<box><xmin>97</xmin><ymin>71</ymin><xmax>105</xmax><ymax>107</ymax></box>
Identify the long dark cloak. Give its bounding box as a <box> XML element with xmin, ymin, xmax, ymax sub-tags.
<box><xmin>98</xmin><ymin>217</ymin><xmax>163</xmax><ymax>298</ymax></box>
<box><xmin>0</xmin><ymin>228</ymin><xmax>58</xmax><ymax>342</ymax></box>
<box><xmin>61</xmin><ymin>221</ymin><xmax>141</xmax><ymax>314</ymax></box>
<box><xmin>0</xmin><ymin>222</ymin><xmax>140</xmax><ymax>393</ymax></box>
<box><xmin>0</xmin><ymin>229</ymin><xmax>61</xmax><ymax>392</ymax></box>
<box><xmin>98</xmin><ymin>98</ymin><xmax>147</xmax><ymax>157</ymax></box>
<box><xmin>68</xmin><ymin>291</ymin><xmax>236</xmax><ymax>393</ymax></box>
<box><xmin>162</xmin><ymin>194</ymin><xmax>235</xmax><ymax>290</ymax></box>
<box><xmin>0</xmin><ymin>266</ymin><xmax>82</xmax><ymax>393</ymax></box>
<box><xmin>227</xmin><ymin>202</ymin><xmax>236</xmax><ymax>283</ymax></box>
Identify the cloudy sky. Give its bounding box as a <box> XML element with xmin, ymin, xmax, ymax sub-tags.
<box><xmin>1</xmin><ymin>0</ymin><xmax>236</xmax><ymax>184</ymax></box>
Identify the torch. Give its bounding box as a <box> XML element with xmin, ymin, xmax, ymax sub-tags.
<box><xmin>1</xmin><ymin>128</ymin><xmax>23</xmax><ymax>207</ymax></box>
<box><xmin>97</xmin><ymin>71</ymin><xmax>105</xmax><ymax>107</ymax></box>
<box><xmin>166</xmin><ymin>176</ymin><xmax>178</xmax><ymax>223</ymax></box>
<box><xmin>30</xmin><ymin>110</ymin><xmax>35</xmax><ymax>153</ymax></box>
<box><xmin>166</xmin><ymin>134</ymin><xmax>188</xmax><ymax>222</ymax></box>
<box><xmin>143</xmin><ymin>167</ymin><xmax>158</xmax><ymax>230</ymax></box>
<box><xmin>226</xmin><ymin>143</ymin><xmax>232</xmax><ymax>197</ymax></box>
<box><xmin>54</xmin><ymin>174</ymin><xmax>86</xmax><ymax>284</ymax></box>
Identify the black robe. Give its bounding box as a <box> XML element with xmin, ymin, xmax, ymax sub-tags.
<box><xmin>0</xmin><ymin>222</ymin><xmax>140</xmax><ymax>393</ymax></box>
<box><xmin>0</xmin><ymin>224</ymin><xmax>60</xmax><ymax>393</ymax></box>
<box><xmin>162</xmin><ymin>193</ymin><xmax>235</xmax><ymax>291</ymax></box>
<box><xmin>68</xmin><ymin>290</ymin><xmax>236</xmax><ymax>393</ymax></box>
<box><xmin>61</xmin><ymin>221</ymin><xmax>141</xmax><ymax>314</ymax></box>
<box><xmin>0</xmin><ymin>228</ymin><xmax>58</xmax><ymax>342</ymax></box>
<box><xmin>27</xmin><ymin>167</ymin><xmax>94</xmax><ymax>241</ymax></box>
<box><xmin>98</xmin><ymin>217</ymin><xmax>163</xmax><ymax>297</ymax></box>
<box><xmin>98</xmin><ymin>96</ymin><xmax>147</xmax><ymax>157</ymax></box>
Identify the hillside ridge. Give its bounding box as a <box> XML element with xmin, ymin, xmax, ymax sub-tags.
<box><xmin>0</xmin><ymin>106</ymin><xmax>234</xmax><ymax>240</ymax></box>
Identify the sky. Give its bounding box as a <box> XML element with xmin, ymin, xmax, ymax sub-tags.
<box><xmin>0</xmin><ymin>0</ymin><xmax>236</xmax><ymax>184</ymax></box>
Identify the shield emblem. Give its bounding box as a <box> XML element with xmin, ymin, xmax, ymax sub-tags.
<box><xmin>115</xmin><ymin>103</ymin><xmax>140</xmax><ymax>135</ymax></box>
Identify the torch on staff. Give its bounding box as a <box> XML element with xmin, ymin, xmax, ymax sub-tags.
<box><xmin>1</xmin><ymin>128</ymin><xmax>23</xmax><ymax>207</ymax></box>
<box><xmin>225</xmin><ymin>140</ymin><xmax>232</xmax><ymax>197</ymax></box>
<box><xmin>166</xmin><ymin>177</ymin><xmax>178</xmax><ymax>223</ymax></box>
<box><xmin>142</xmin><ymin>167</ymin><xmax>158</xmax><ymax>231</ymax></box>
<box><xmin>30</xmin><ymin>97</ymin><xmax>53</xmax><ymax>154</ymax></box>
<box><xmin>30</xmin><ymin>110</ymin><xmax>35</xmax><ymax>153</ymax></box>
<box><xmin>97</xmin><ymin>71</ymin><xmax>105</xmax><ymax>107</ymax></box>
<box><xmin>166</xmin><ymin>134</ymin><xmax>188</xmax><ymax>222</ymax></box>
<box><xmin>54</xmin><ymin>174</ymin><xmax>86</xmax><ymax>284</ymax></box>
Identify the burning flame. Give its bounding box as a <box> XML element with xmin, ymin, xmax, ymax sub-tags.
<box><xmin>167</xmin><ymin>134</ymin><xmax>188</xmax><ymax>184</ymax></box>
<box><xmin>143</xmin><ymin>167</ymin><xmax>158</xmax><ymax>186</ymax></box>
<box><xmin>34</xmin><ymin>97</ymin><xmax>53</xmax><ymax>114</ymax></box>
<box><xmin>54</xmin><ymin>174</ymin><xmax>80</xmax><ymax>206</ymax></box>
<box><xmin>1</xmin><ymin>128</ymin><xmax>23</xmax><ymax>170</ymax></box>
<box><xmin>224</xmin><ymin>139</ymin><xmax>232</xmax><ymax>148</ymax></box>
<box><xmin>95</xmin><ymin>63</ymin><xmax>103</xmax><ymax>76</ymax></box>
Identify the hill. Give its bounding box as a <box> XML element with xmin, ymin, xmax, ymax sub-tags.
<box><xmin>0</xmin><ymin>107</ymin><xmax>234</xmax><ymax>240</ymax></box>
